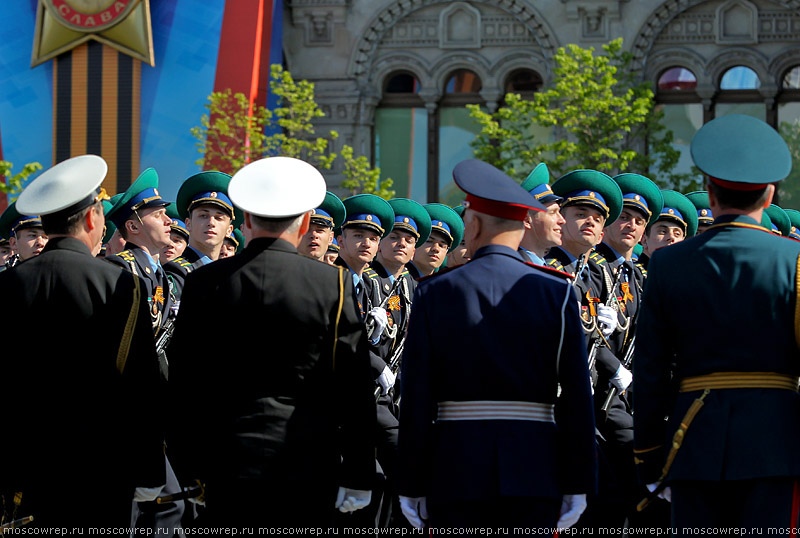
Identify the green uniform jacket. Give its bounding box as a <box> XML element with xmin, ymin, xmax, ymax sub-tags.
<box><xmin>633</xmin><ymin>214</ymin><xmax>800</xmax><ymax>483</ymax></box>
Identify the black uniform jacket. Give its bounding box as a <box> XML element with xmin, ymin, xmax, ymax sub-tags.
<box><xmin>0</xmin><ymin>237</ymin><xmax>164</xmax><ymax>526</ymax></box>
<box><xmin>106</xmin><ymin>242</ymin><xmax>173</xmax><ymax>331</ymax></box>
<box><xmin>398</xmin><ymin>245</ymin><xmax>597</xmax><ymax>502</ymax></box>
<box><xmin>167</xmin><ymin>237</ymin><xmax>376</xmax><ymax>498</ymax></box>
<box><xmin>634</xmin><ymin>215</ymin><xmax>800</xmax><ymax>483</ymax></box>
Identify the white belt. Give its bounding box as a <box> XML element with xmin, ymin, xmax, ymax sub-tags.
<box><xmin>436</xmin><ymin>400</ymin><xmax>555</xmax><ymax>422</ymax></box>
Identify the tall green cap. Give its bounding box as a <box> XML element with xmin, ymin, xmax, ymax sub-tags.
<box><xmin>552</xmin><ymin>169</ymin><xmax>624</xmax><ymax>224</ymax></box>
<box><xmin>765</xmin><ymin>204</ymin><xmax>791</xmax><ymax>236</ymax></box>
<box><xmin>424</xmin><ymin>203</ymin><xmax>464</xmax><ymax>253</ymax></box>
<box><xmin>341</xmin><ymin>194</ymin><xmax>395</xmax><ymax>238</ymax></box>
<box><xmin>658</xmin><ymin>190</ymin><xmax>699</xmax><ymax>238</ymax></box>
<box><xmin>388</xmin><ymin>198</ymin><xmax>432</xmax><ymax>247</ymax></box>
<box><xmin>612</xmin><ymin>173</ymin><xmax>664</xmax><ymax>225</ymax></box>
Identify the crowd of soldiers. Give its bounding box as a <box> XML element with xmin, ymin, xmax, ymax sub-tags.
<box><xmin>1</xmin><ymin>113</ymin><xmax>800</xmax><ymax>536</ymax></box>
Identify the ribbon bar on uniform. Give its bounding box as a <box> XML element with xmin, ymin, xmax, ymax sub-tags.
<box><xmin>437</xmin><ymin>400</ymin><xmax>555</xmax><ymax>422</ymax></box>
<box><xmin>679</xmin><ymin>372</ymin><xmax>800</xmax><ymax>393</ymax></box>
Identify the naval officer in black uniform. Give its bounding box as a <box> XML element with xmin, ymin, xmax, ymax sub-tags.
<box><xmin>397</xmin><ymin>159</ymin><xmax>597</xmax><ymax>529</ymax></box>
<box><xmin>634</xmin><ymin>114</ymin><xmax>800</xmax><ymax>533</ymax></box>
<box><xmin>0</xmin><ymin>155</ymin><xmax>165</xmax><ymax>529</ymax></box>
<box><xmin>167</xmin><ymin>156</ymin><xmax>376</xmax><ymax>527</ymax></box>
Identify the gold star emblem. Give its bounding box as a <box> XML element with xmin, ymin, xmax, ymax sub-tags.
<box><xmin>32</xmin><ymin>0</ymin><xmax>155</xmax><ymax>67</ymax></box>
<box><xmin>589</xmin><ymin>192</ymin><xmax>596</xmax><ymax>198</ymax></box>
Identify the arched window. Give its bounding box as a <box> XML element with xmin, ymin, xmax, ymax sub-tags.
<box><xmin>716</xmin><ymin>66</ymin><xmax>764</xmax><ymax>121</ymax></box>
<box><xmin>439</xmin><ymin>70</ymin><xmax>484</xmax><ymax>206</ymax></box>
<box><xmin>653</xmin><ymin>67</ymin><xmax>703</xmax><ymax>178</ymax></box>
<box><xmin>720</xmin><ymin>66</ymin><xmax>760</xmax><ymax>90</ymax></box>
<box><xmin>374</xmin><ymin>72</ymin><xmax>428</xmax><ymax>201</ymax></box>
<box><xmin>504</xmin><ymin>69</ymin><xmax>543</xmax><ymax>94</ymax></box>
<box><xmin>657</xmin><ymin>67</ymin><xmax>697</xmax><ymax>91</ymax></box>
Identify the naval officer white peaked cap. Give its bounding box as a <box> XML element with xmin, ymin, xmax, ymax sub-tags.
<box><xmin>17</xmin><ymin>154</ymin><xmax>109</xmax><ymax>216</ymax></box>
<box><xmin>229</xmin><ymin>156</ymin><xmax>326</xmax><ymax>218</ymax></box>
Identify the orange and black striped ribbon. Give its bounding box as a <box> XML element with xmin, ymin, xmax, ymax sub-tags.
<box><xmin>53</xmin><ymin>41</ymin><xmax>141</xmax><ymax>196</ymax></box>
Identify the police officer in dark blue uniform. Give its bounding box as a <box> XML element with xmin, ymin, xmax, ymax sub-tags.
<box><xmin>634</xmin><ymin>114</ymin><xmax>800</xmax><ymax>533</ymax></box>
<box><xmin>397</xmin><ymin>159</ymin><xmax>597</xmax><ymax>529</ymax></box>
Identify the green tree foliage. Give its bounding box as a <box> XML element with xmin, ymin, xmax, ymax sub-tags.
<box><xmin>0</xmin><ymin>161</ymin><xmax>43</xmax><ymax>195</ymax></box>
<box><xmin>192</xmin><ymin>65</ymin><xmax>393</xmax><ymax>198</ymax></box>
<box><xmin>468</xmin><ymin>38</ymin><xmax>701</xmax><ymax>191</ymax></box>
<box><xmin>778</xmin><ymin>118</ymin><xmax>800</xmax><ymax>209</ymax></box>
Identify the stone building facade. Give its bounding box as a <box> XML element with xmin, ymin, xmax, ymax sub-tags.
<box><xmin>283</xmin><ymin>0</ymin><xmax>800</xmax><ymax>205</ymax></box>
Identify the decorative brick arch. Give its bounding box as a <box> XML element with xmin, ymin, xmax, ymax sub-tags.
<box><xmin>349</xmin><ymin>0</ymin><xmax>559</xmax><ymax>80</ymax></box>
<box><xmin>631</xmin><ymin>0</ymin><xmax>800</xmax><ymax>72</ymax></box>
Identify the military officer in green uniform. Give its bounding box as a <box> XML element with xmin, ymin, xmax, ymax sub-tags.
<box><xmin>588</xmin><ymin>173</ymin><xmax>664</xmax><ymax>528</ymax></box>
<box><xmin>638</xmin><ymin>190</ymin><xmax>698</xmax><ymax>270</ymax></box>
<box><xmin>161</xmin><ymin>203</ymin><xmax>189</xmax><ymax>263</ymax></box>
<box><xmin>298</xmin><ymin>191</ymin><xmax>345</xmax><ymax>261</ymax></box>
<box><xmin>519</xmin><ymin>162</ymin><xmax>565</xmax><ymax>266</ymax></box>
<box><xmin>105</xmin><ymin>169</ymin><xmax>173</xmax><ymax>332</ymax></box>
<box><xmin>687</xmin><ymin>191</ymin><xmax>715</xmax><ymax>234</ymax></box>
<box><xmin>408</xmin><ymin>204</ymin><xmax>464</xmax><ymax>278</ymax></box>
<box><xmin>634</xmin><ymin>114</ymin><xmax>800</xmax><ymax>533</ymax></box>
<box><xmin>163</xmin><ymin>171</ymin><xmax>237</xmax><ymax>302</ymax></box>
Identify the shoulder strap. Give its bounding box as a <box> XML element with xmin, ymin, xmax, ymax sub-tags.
<box><xmin>116</xmin><ymin>274</ymin><xmax>141</xmax><ymax>374</ymax></box>
<box><xmin>332</xmin><ymin>266</ymin><xmax>345</xmax><ymax>371</ymax></box>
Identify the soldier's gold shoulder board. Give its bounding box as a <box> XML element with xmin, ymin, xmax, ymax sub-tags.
<box><xmin>116</xmin><ymin>250</ymin><xmax>136</xmax><ymax>262</ymax></box>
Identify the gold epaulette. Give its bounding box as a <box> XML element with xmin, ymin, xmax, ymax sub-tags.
<box><xmin>546</xmin><ymin>258</ymin><xmax>565</xmax><ymax>272</ymax></box>
<box><xmin>115</xmin><ymin>250</ymin><xmax>136</xmax><ymax>263</ymax></box>
<box><xmin>363</xmin><ymin>268</ymin><xmax>381</xmax><ymax>279</ymax></box>
<box><xmin>589</xmin><ymin>251</ymin><xmax>607</xmax><ymax>265</ymax></box>
<box><xmin>176</xmin><ymin>257</ymin><xmax>193</xmax><ymax>268</ymax></box>
<box><xmin>635</xmin><ymin>262</ymin><xmax>647</xmax><ymax>276</ymax></box>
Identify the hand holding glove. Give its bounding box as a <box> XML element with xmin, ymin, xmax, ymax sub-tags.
<box><xmin>610</xmin><ymin>364</ymin><xmax>633</xmax><ymax>392</ymax></box>
<box><xmin>399</xmin><ymin>496</ymin><xmax>428</xmax><ymax>529</ymax></box>
<box><xmin>366</xmin><ymin>307</ymin><xmax>389</xmax><ymax>343</ymax></box>
<box><xmin>596</xmin><ymin>303</ymin><xmax>618</xmax><ymax>336</ymax></box>
<box><xmin>377</xmin><ymin>365</ymin><xmax>396</xmax><ymax>395</ymax></box>
<box><xmin>335</xmin><ymin>487</ymin><xmax>372</xmax><ymax>513</ymax></box>
<box><xmin>556</xmin><ymin>493</ymin><xmax>587</xmax><ymax>529</ymax></box>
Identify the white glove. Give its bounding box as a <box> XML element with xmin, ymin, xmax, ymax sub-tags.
<box><xmin>399</xmin><ymin>496</ymin><xmax>428</xmax><ymax>529</ymax></box>
<box><xmin>596</xmin><ymin>304</ymin><xmax>618</xmax><ymax>336</ymax></box>
<box><xmin>610</xmin><ymin>364</ymin><xmax>633</xmax><ymax>392</ymax></box>
<box><xmin>133</xmin><ymin>485</ymin><xmax>165</xmax><ymax>502</ymax></box>
<box><xmin>647</xmin><ymin>482</ymin><xmax>672</xmax><ymax>502</ymax></box>
<box><xmin>377</xmin><ymin>365</ymin><xmax>396</xmax><ymax>395</ymax></box>
<box><xmin>335</xmin><ymin>487</ymin><xmax>372</xmax><ymax>513</ymax></box>
<box><xmin>556</xmin><ymin>493</ymin><xmax>587</xmax><ymax>529</ymax></box>
<box><xmin>366</xmin><ymin>306</ymin><xmax>389</xmax><ymax>344</ymax></box>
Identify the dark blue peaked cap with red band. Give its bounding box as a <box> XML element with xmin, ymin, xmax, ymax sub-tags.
<box><xmin>453</xmin><ymin>159</ymin><xmax>546</xmax><ymax>221</ymax></box>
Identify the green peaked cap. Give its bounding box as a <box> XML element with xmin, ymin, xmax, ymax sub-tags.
<box><xmin>612</xmin><ymin>173</ymin><xmax>664</xmax><ymax>226</ymax></box>
<box><xmin>552</xmin><ymin>169</ymin><xmax>624</xmax><ymax>224</ymax></box>
<box><xmin>765</xmin><ymin>204</ymin><xmax>791</xmax><ymax>236</ymax></box>
<box><xmin>341</xmin><ymin>194</ymin><xmax>395</xmax><ymax>238</ymax></box>
<box><xmin>311</xmin><ymin>191</ymin><xmax>346</xmax><ymax>229</ymax></box>
<box><xmin>388</xmin><ymin>198</ymin><xmax>432</xmax><ymax>247</ymax></box>
<box><xmin>659</xmin><ymin>190</ymin><xmax>699</xmax><ymax>238</ymax></box>
<box><xmin>424</xmin><ymin>203</ymin><xmax>464</xmax><ymax>253</ymax></box>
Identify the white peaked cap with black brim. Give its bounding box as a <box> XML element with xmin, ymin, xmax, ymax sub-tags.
<box><xmin>17</xmin><ymin>155</ymin><xmax>108</xmax><ymax>217</ymax></box>
<box><xmin>229</xmin><ymin>156</ymin><xmax>326</xmax><ymax>218</ymax></box>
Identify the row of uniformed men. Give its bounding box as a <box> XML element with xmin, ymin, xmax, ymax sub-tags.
<box><xmin>2</xmin><ymin>113</ymin><xmax>800</xmax><ymax>531</ymax></box>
